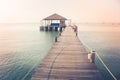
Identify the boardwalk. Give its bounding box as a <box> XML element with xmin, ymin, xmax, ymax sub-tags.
<box><xmin>31</xmin><ymin>26</ymin><xmax>104</xmax><ymax>80</ymax></box>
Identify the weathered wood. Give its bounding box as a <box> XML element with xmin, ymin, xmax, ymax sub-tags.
<box><xmin>31</xmin><ymin>26</ymin><xmax>104</xmax><ymax>80</ymax></box>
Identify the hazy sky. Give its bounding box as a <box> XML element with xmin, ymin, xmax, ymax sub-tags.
<box><xmin>0</xmin><ymin>0</ymin><xmax>120</xmax><ymax>23</ymax></box>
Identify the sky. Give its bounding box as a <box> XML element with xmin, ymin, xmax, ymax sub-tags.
<box><xmin>0</xmin><ymin>0</ymin><xmax>120</xmax><ymax>23</ymax></box>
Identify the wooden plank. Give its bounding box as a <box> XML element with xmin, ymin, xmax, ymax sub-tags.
<box><xmin>31</xmin><ymin>26</ymin><xmax>104</xmax><ymax>80</ymax></box>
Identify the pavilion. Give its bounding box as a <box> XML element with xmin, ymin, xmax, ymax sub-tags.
<box><xmin>40</xmin><ymin>13</ymin><xmax>69</xmax><ymax>31</ymax></box>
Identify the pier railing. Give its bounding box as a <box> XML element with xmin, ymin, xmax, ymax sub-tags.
<box><xmin>81</xmin><ymin>41</ymin><xmax>117</xmax><ymax>80</ymax></box>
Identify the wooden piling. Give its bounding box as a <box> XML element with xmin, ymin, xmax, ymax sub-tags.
<box><xmin>49</xmin><ymin>27</ymin><xmax>53</xmax><ymax>31</ymax></box>
<box><xmin>55</xmin><ymin>27</ymin><xmax>58</xmax><ymax>31</ymax></box>
<box><xmin>45</xmin><ymin>26</ymin><xmax>48</xmax><ymax>31</ymax></box>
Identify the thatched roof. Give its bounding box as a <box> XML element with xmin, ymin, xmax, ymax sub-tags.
<box><xmin>43</xmin><ymin>13</ymin><xmax>67</xmax><ymax>20</ymax></box>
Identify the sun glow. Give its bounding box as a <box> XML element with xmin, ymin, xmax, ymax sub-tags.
<box><xmin>0</xmin><ymin>0</ymin><xmax>120</xmax><ymax>23</ymax></box>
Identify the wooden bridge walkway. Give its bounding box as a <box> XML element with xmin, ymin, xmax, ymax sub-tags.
<box><xmin>31</xmin><ymin>26</ymin><xmax>104</xmax><ymax>80</ymax></box>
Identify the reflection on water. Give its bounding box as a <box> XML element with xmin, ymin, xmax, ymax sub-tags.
<box><xmin>0</xmin><ymin>23</ymin><xmax>58</xmax><ymax>80</ymax></box>
<box><xmin>78</xmin><ymin>24</ymin><xmax>120</xmax><ymax>80</ymax></box>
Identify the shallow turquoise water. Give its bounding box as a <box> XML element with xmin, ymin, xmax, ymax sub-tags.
<box><xmin>0</xmin><ymin>23</ymin><xmax>59</xmax><ymax>80</ymax></box>
<box><xmin>78</xmin><ymin>24</ymin><xmax>120</xmax><ymax>80</ymax></box>
<box><xmin>1</xmin><ymin>23</ymin><xmax>120</xmax><ymax>80</ymax></box>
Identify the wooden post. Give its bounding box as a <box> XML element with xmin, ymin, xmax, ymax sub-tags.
<box><xmin>40</xmin><ymin>26</ymin><xmax>44</xmax><ymax>31</ymax></box>
<box><xmin>76</xmin><ymin>32</ymin><xmax>77</xmax><ymax>36</ymax></box>
<box><xmin>60</xmin><ymin>27</ymin><xmax>62</xmax><ymax>32</ymax></box>
<box><xmin>55</xmin><ymin>27</ymin><xmax>58</xmax><ymax>31</ymax></box>
<box><xmin>55</xmin><ymin>37</ymin><xmax>57</xmax><ymax>42</ymax></box>
<box><xmin>88</xmin><ymin>51</ymin><xmax>95</xmax><ymax>63</ymax></box>
<box><xmin>45</xmin><ymin>26</ymin><xmax>48</xmax><ymax>31</ymax></box>
<box><xmin>59</xmin><ymin>32</ymin><xmax>61</xmax><ymax>36</ymax></box>
<box><xmin>49</xmin><ymin>26</ymin><xmax>53</xmax><ymax>31</ymax></box>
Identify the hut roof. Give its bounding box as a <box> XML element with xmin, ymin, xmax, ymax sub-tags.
<box><xmin>43</xmin><ymin>13</ymin><xmax>67</xmax><ymax>20</ymax></box>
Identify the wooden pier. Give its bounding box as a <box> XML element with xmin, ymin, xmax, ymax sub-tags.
<box><xmin>31</xmin><ymin>26</ymin><xmax>104</xmax><ymax>80</ymax></box>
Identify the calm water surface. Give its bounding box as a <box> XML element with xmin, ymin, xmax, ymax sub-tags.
<box><xmin>0</xmin><ymin>23</ymin><xmax>58</xmax><ymax>80</ymax></box>
<box><xmin>78</xmin><ymin>24</ymin><xmax>120</xmax><ymax>80</ymax></box>
<box><xmin>0</xmin><ymin>23</ymin><xmax>120</xmax><ymax>80</ymax></box>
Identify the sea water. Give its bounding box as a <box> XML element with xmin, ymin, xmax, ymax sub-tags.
<box><xmin>0</xmin><ymin>23</ymin><xmax>120</xmax><ymax>80</ymax></box>
<box><xmin>78</xmin><ymin>24</ymin><xmax>120</xmax><ymax>80</ymax></box>
<box><xmin>0</xmin><ymin>23</ymin><xmax>59</xmax><ymax>80</ymax></box>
